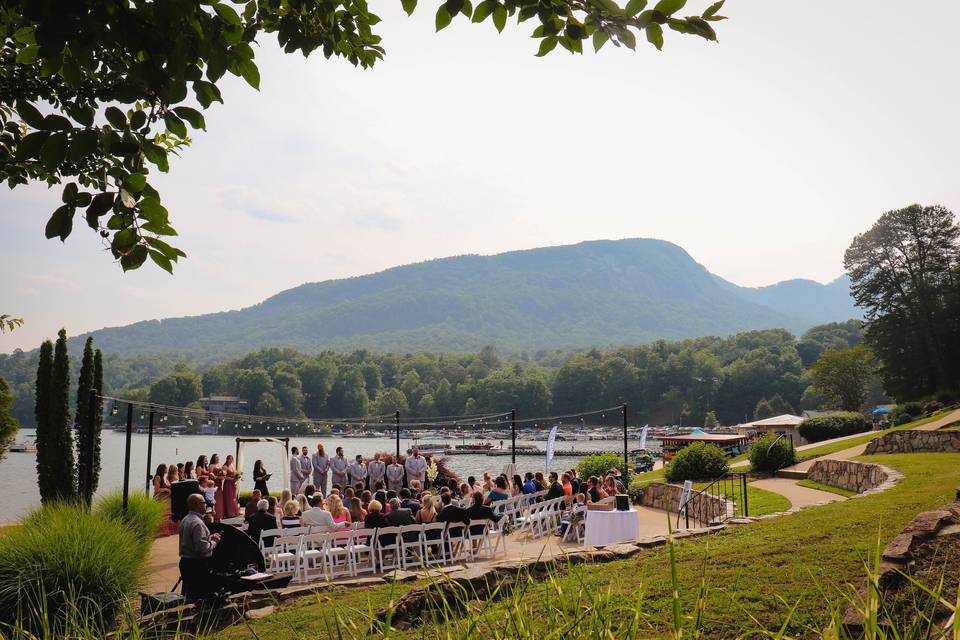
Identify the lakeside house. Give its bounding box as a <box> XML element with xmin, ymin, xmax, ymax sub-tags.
<box><xmin>737</xmin><ymin>414</ymin><xmax>806</xmax><ymax>445</ymax></box>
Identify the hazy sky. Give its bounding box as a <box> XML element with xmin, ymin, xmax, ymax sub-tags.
<box><xmin>3</xmin><ymin>1</ymin><xmax>959</xmax><ymax>352</ymax></box>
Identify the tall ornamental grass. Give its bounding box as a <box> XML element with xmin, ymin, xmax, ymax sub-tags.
<box><xmin>0</xmin><ymin>502</ymin><xmax>147</xmax><ymax>635</ymax></box>
<box><xmin>94</xmin><ymin>491</ymin><xmax>164</xmax><ymax>553</ymax></box>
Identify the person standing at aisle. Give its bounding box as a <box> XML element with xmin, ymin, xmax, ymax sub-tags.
<box><xmin>178</xmin><ymin>494</ymin><xmax>221</xmax><ymax>601</ymax></box>
<box><xmin>386</xmin><ymin>455</ymin><xmax>405</xmax><ymax>492</ymax></box>
<box><xmin>348</xmin><ymin>453</ymin><xmax>368</xmax><ymax>489</ymax></box>
<box><xmin>288</xmin><ymin>446</ymin><xmax>304</xmax><ymax>494</ymax></box>
<box><xmin>311</xmin><ymin>443</ymin><xmax>329</xmax><ymax>496</ymax></box>
<box><xmin>330</xmin><ymin>446</ymin><xmax>349</xmax><ymax>488</ymax></box>
<box><xmin>367</xmin><ymin>452</ymin><xmax>386</xmax><ymax>490</ymax></box>
<box><xmin>298</xmin><ymin>446</ymin><xmax>312</xmax><ymax>492</ymax></box>
<box><xmin>404</xmin><ymin>447</ymin><xmax>427</xmax><ymax>488</ymax></box>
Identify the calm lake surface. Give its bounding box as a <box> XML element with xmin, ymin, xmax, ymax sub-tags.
<box><xmin>0</xmin><ymin>429</ymin><xmax>644</xmax><ymax>523</ymax></box>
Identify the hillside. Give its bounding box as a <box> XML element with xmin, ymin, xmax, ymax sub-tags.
<box><xmin>67</xmin><ymin>238</ymin><xmax>860</xmax><ymax>357</ymax></box>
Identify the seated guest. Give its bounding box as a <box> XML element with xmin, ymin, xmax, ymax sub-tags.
<box><xmin>363</xmin><ymin>500</ymin><xmax>390</xmax><ymax>529</ymax></box>
<box><xmin>533</xmin><ymin>472</ymin><xmax>546</xmax><ymax>492</ymax></box>
<box><xmin>465</xmin><ymin>491</ymin><xmax>501</xmax><ymax>536</ymax></box>
<box><xmin>399</xmin><ymin>488</ymin><xmax>421</xmax><ymax>516</ymax></box>
<box><xmin>484</xmin><ymin>477</ymin><xmax>510</xmax><ymax>505</ymax></box>
<box><xmin>296</xmin><ymin>493</ymin><xmax>309</xmax><ymax>515</ymax></box>
<box><xmin>360</xmin><ymin>490</ymin><xmax>372</xmax><ymax>510</ymax></box>
<box><xmin>373</xmin><ymin>480</ymin><xmax>386</xmax><ymax>492</ymax></box>
<box><xmin>343</xmin><ymin>487</ymin><xmax>355</xmax><ymax>503</ymax></box>
<box><xmin>326</xmin><ymin>495</ymin><xmax>352</xmax><ymax>530</ymax></box>
<box><xmin>437</xmin><ymin>492</ymin><xmax>469</xmax><ymax>525</ymax></box>
<box><xmin>416</xmin><ymin>495</ymin><xmax>438</xmax><ymax>524</ymax></box>
<box><xmin>386</xmin><ymin>498</ymin><xmax>414</xmax><ymax>527</ymax></box>
<box><xmin>374</xmin><ymin>489</ymin><xmax>388</xmax><ymax>507</ymax></box>
<box><xmin>246</xmin><ymin>499</ymin><xmax>278</xmax><ymax>545</ymax></box>
<box><xmin>459</xmin><ymin>483</ymin><xmax>471</xmax><ymax>499</ymax></box>
<box><xmin>511</xmin><ymin>474</ymin><xmax>523</xmax><ymax>497</ymax></box>
<box><xmin>447</xmin><ymin>479</ymin><xmax>458</xmax><ymax>496</ymax></box>
<box><xmin>280</xmin><ymin>500</ymin><xmax>301</xmax><ymax>528</ymax></box>
<box><xmin>522</xmin><ymin>472</ymin><xmax>536</xmax><ymax>495</ymax></box>
<box><xmin>267</xmin><ymin>496</ymin><xmax>279</xmax><ymax>518</ymax></box>
<box><xmin>545</xmin><ymin>472</ymin><xmax>565</xmax><ymax>501</ymax></box>
<box><xmin>562</xmin><ymin>473</ymin><xmax>574</xmax><ymax>503</ymax></box>
<box><xmin>244</xmin><ymin>489</ymin><xmax>263</xmax><ymax>520</ymax></box>
<box><xmin>304</xmin><ymin>484</ymin><xmax>323</xmax><ymax>507</ymax></box>
<box><xmin>348</xmin><ymin>497</ymin><xmax>367</xmax><ymax>523</ymax></box>
<box><xmin>301</xmin><ymin>500</ymin><xmax>335</xmax><ymax>529</ymax></box>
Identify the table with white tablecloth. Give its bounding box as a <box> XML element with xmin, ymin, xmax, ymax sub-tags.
<box><xmin>583</xmin><ymin>508</ymin><xmax>641</xmax><ymax>546</ymax></box>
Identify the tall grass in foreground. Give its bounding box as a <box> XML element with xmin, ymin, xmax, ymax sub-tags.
<box><xmin>0</xmin><ymin>497</ymin><xmax>159</xmax><ymax>637</ymax></box>
<box><xmin>94</xmin><ymin>491</ymin><xmax>164</xmax><ymax>555</ymax></box>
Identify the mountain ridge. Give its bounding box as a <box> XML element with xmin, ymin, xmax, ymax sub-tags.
<box><xmin>59</xmin><ymin>238</ymin><xmax>860</xmax><ymax>358</ymax></box>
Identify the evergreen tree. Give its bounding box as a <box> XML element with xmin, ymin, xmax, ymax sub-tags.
<box><xmin>75</xmin><ymin>337</ymin><xmax>95</xmax><ymax>502</ymax></box>
<box><xmin>703</xmin><ymin>411</ymin><xmax>720</xmax><ymax>429</ymax></box>
<box><xmin>49</xmin><ymin>329</ymin><xmax>76</xmax><ymax>501</ymax></box>
<box><xmin>753</xmin><ymin>398</ymin><xmax>775</xmax><ymax>420</ymax></box>
<box><xmin>34</xmin><ymin>340</ymin><xmax>55</xmax><ymax>502</ymax></box>
<box><xmin>92</xmin><ymin>348</ymin><xmax>104</xmax><ymax>495</ymax></box>
<box><xmin>766</xmin><ymin>393</ymin><xmax>795</xmax><ymax>416</ymax></box>
<box><xmin>0</xmin><ymin>377</ymin><xmax>19</xmax><ymax>462</ymax></box>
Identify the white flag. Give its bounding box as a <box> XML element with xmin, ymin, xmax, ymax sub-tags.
<box><xmin>545</xmin><ymin>424</ymin><xmax>559</xmax><ymax>467</ymax></box>
<box><xmin>639</xmin><ymin>424</ymin><xmax>649</xmax><ymax>450</ymax></box>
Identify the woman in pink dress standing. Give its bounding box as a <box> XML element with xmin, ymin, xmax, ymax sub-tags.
<box><xmin>209</xmin><ymin>453</ymin><xmax>224</xmax><ymax>521</ymax></box>
<box><xmin>222</xmin><ymin>454</ymin><xmax>240</xmax><ymax>518</ymax></box>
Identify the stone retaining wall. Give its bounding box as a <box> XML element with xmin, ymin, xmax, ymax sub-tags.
<box><xmin>807</xmin><ymin>459</ymin><xmax>901</xmax><ymax>495</ymax></box>
<box><xmin>633</xmin><ymin>482</ymin><xmax>730</xmax><ymax>523</ymax></box>
<box><xmin>864</xmin><ymin>430</ymin><xmax>960</xmax><ymax>455</ymax></box>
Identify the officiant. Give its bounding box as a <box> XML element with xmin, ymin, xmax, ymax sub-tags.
<box><xmin>253</xmin><ymin>459</ymin><xmax>270</xmax><ymax>496</ymax></box>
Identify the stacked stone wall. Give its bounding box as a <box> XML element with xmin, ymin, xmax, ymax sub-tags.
<box><xmin>807</xmin><ymin>459</ymin><xmax>900</xmax><ymax>495</ymax></box>
<box><xmin>633</xmin><ymin>482</ymin><xmax>730</xmax><ymax>523</ymax></box>
<box><xmin>864</xmin><ymin>430</ymin><xmax>960</xmax><ymax>455</ymax></box>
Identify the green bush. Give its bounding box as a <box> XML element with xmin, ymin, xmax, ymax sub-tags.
<box><xmin>890</xmin><ymin>401</ymin><xmax>924</xmax><ymax>426</ymax></box>
<box><xmin>94</xmin><ymin>491</ymin><xmax>164</xmax><ymax>554</ymax></box>
<box><xmin>749</xmin><ymin>434</ymin><xmax>797</xmax><ymax>473</ymax></box>
<box><xmin>576</xmin><ymin>452</ymin><xmax>631</xmax><ymax>485</ymax></box>
<box><xmin>798</xmin><ymin>412</ymin><xmax>868</xmax><ymax>443</ymax></box>
<box><xmin>665</xmin><ymin>442</ymin><xmax>729</xmax><ymax>482</ymax></box>
<box><xmin>0</xmin><ymin>502</ymin><xmax>146</xmax><ymax>634</ymax></box>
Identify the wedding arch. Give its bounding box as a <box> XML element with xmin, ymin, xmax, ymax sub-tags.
<box><xmin>235</xmin><ymin>437</ymin><xmax>290</xmax><ymax>495</ymax></box>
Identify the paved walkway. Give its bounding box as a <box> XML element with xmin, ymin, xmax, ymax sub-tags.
<box><xmin>749</xmin><ymin>477</ymin><xmax>844</xmax><ymax>507</ymax></box>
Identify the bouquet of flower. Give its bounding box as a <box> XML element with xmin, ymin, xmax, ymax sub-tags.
<box><xmin>426</xmin><ymin>459</ymin><xmax>439</xmax><ymax>483</ymax></box>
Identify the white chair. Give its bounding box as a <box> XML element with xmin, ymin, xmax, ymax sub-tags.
<box><xmin>444</xmin><ymin>521</ymin><xmax>470</xmax><ymax>563</ymax></box>
<box><xmin>399</xmin><ymin>524</ymin><xmax>424</xmax><ymax>569</ymax></box>
<box><xmin>350</xmin><ymin>528</ymin><xmax>378</xmax><ymax>575</ymax></box>
<box><xmin>421</xmin><ymin>522</ymin><xmax>447</xmax><ymax>566</ymax></box>
<box><xmin>374</xmin><ymin>526</ymin><xmax>402</xmax><ymax>572</ymax></box>
<box><xmin>298</xmin><ymin>531</ymin><xmax>330</xmax><ymax>582</ymax></box>
<box><xmin>471</xmin><ymin>519</ymin><xmax>506</xmax><ymax>560</ymax></box>
<box><xmin>561</xmin><ymin>504</ymin><xmax>587</xmax><ymax>543</ymax></box>
<box><xmin>266</xmin><ymin>533</ymin><xmax>302</xmax><ymax>574</ymax></box>
<box><xmin>326</xmin><ymin>530</ymin><xmax>353</xmax><ymax>578</ymax></box>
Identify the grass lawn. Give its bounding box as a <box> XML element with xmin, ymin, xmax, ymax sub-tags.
<box><xmin>796</xmin><ymin>479</ymin><xmax>857</xmax><ymax>498</ymax></box>
<box><xmin>794</xmin><ymin>412</ymin><xmax>947</xmax><ymax>462</ymax></box>
<box><xmin>691</xmin><ymin>479</ymin><xmax>791</xmax><ymax>517</ymax></box>
<box><xmin>222</xmin><ymin>452</ymin><xmax>960</xmax><ymax>639</ymax></box>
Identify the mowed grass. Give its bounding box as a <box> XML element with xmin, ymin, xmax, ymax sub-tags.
<box><xmin>690</xmin><ymin>479</ymin><xmax>791</xmax><ymax>516</ymax></box>
<box><xmin>223</xmin><ymin>452</ymin><xmax>960</xmax><ymax>639</ymax></box>
<box><xmin>796</xmin><ymin>479</ymin><xmax>857</xmax><ymax>498</ymax></box>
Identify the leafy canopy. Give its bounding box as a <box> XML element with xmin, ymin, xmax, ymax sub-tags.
<box><xmin>1</xmin><ymin>0</ymin><xmax>724</xmax><ymax>272</ymax></box>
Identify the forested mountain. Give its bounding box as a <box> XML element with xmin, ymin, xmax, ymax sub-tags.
<box><xmin>61</xmin><ymin>239</ymin><xmax>860</xmax><ymax>358</ymax></box>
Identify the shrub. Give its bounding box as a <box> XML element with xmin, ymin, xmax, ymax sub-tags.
<box><xmin>0</xmin><ymin>502</ymin><xmax>146</xmax><ymax>634</ymax></box>
<box><xmin>94</xmin><ymin>491</ymin><xmax>164</xmax><ymax>553</ymax></box>
<box><xmin>891</xmin><ymin>401</ymin><xmax>924</xmax><ymax>426</ymax></box>
<box><xmin>798</xmin><ymin>412</ymin><xmax>868</xmax><ymax>443</ymax></box>
<box><xmin>749</xmin><ymin>434</ymin><xmax>797</xmax><ymax>473</ymax></box>
<box><xmin>665</xmin><ymin>442</ymin><xmax>729</xmax><ymax>482</ymax></box>
<box><xmin>577</xmin><ymin>452</ymin><xmax>631</xmax><ymax>485</ymax></box>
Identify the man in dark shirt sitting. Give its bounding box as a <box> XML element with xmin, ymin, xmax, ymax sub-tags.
<box><xmin>245</xmin><ymin>499</ymin><xmax>278</xmax><ymax>546</ymax></box>
<box><xmin>243</xmin><ymin>489</ymin><xmax>262</xmax><ymax>520</ymax></box>
<box><xmin>437</xmin><ymin>492</ymin><xmax>469</xmax><ymax>525</ymax></box>
<box><xmin>545</xmin><ymin>472</ymin><xmax>565</xmax><ymax>501</ymax></box>
<box><xmin>385</xmin><ymin>498</ymin><xmax>415</xmax><ymax>527</ymax></box>
<box><xmin>465</xmin><ymin>491</ymin><xmax>502</xmax><ymax>536</ymax></box>
<box><xmin>398</xmin><ymin>488</ymin><xmax>421</xmax><ymax>517</ymax></box>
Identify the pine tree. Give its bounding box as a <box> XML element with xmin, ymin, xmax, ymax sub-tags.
<box><xmin>49</xmin><ymin>329</ymin><xmax>76</xmax><ymax>501</ymax></box>
<box><xmin>92</xmin><ymin>348</ymin><xmax>104</xmax><ymax>495</ymax></box>
<box><xmin>34</xmin><ymin>340</ymin><xmax>55</xmax><ymax>502</ymax></box>
<box><xmin>75</xmin><ymin>337</ymin><xmax>95</xmax><ymax>502</ymax></box>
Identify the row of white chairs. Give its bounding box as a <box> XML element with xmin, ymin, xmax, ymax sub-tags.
<box><xmin>489</xmin><ymin>490</ymin><xmax>549</xmax><ymax>526</ymax></box>
<box><xmin>258</xmin><ymin>520</ymin><xmax>506</xmax><ymax>581</ymax></box>
<box><xmin>513</xmin><ymin>496</ymin><xmax>567</xmax><ymax>539</ymax></box>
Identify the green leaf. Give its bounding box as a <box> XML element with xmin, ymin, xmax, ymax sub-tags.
<box><xmin>472</xmin><ymin>0</ymin><xmax>492</xmax><ymax>22</ymax></box>
<box><xmin>213</xmin><ymin>2</ymin><xmax>242</xmax><ymax>25</ymax></box>
<box><xmin>15</xmin><ymin>45</ymin><xmax>39</xmax><ymax>65</ymax></box>
<box><xmin>113</xmin><ymin>228</ymin><xmax>138</xmax><ymax>252</ymax></box>
<box><xmin>68</xmin><ymin>129</ymin><xmax>99</xmax><ymax>161</ymax></box>
<box><xmin>16</xmin><ymin>101</ymin><xmax>45</xmax><ymax>129</ymax></box>
<box><xmin>652</xmin><ymin>0</ymin><xmax>684</xmax><ymax>15</ymax></box>
<box><xmin>139</xmin><ymin>196</ymin><xmax>168</xmax><ymax>223</ymax></box>
<box><xmin>592</xmin><ymin>30</ymin><xmax>610</xmax><ymax>51</ymax></box>
<box><xmin>45</xmin><ymin>205</ymin><xmax>74</xmax><ymax>241</ymax></box>
<box><xmin>173</xmin><ymin>106</ymin><xmax>206</xmax><ymax>130</ymax></box>
<box><xmin>703</xmin><ymin>0</ymin><xmax>724</xmax><ymax>17</ymax></box>
<box><xmin>17</xmin><ymin>131</ymin><xmax>48</xmax><ymax>159</ymax></box>
<box><xmin>105</xmin><ymin>106</ymin><xmax>127</xmax><ymax>130</ymax></box>
<box><xmin>61</xmin><ymin>54</ymin><xmax>82</xmax><ymax>88</ymax></box>
<box><xmin>129</xmin><ymin>110</ymin><xmax>148</xmax><ymax>130</ymax></box>
<box><xmin>43</xmin><ymin>114</ymin><xmax>72</xmax><ymax>131</ymax></box>
<box><xmin>146</xmin><ymin>236</ymin><xmax>186</xmax><ymax>258</ymax></box>
<box><xmin>86</xmin><ymin>193</ymin><xmax>115</xmax><ymax>228</ymax></box>
<box><xmin>625</xmin><ymin>0</ymin><xmax>647</xmax><ymax>16</ymax></box>
<box><xmin>40</xmin><ymin>132</ymin><xmax>68</xmax><ymax>170</ymax></box>
<box><xmin>401</xmin><ymin>0</ymin><xmax>417</xmax><ymax>15</ymax></box>
<box><xmin>536</xmin><ymin>36</ymin><xmax>558</xmax><ymax>56</ymax></box>
<box><xmin>460</xmin><ymin>0</ymin><xmax>472</xmax><ymax>17</ymax></box>
<box><xmin>645</xmin><ymin>22</ymin><xmax>663</xmax><ymax>49</ymax></box>
<box><xmin>492</xmin><ymin>4</ymin><xmax>507</xmax><ymax>31</ymax></box>
<box><xmin>238</xmin><ymin>59</ymin><xmax>260</xmax><ymax>90</ymax></box>
<box><xmin>121</xmin><ymin>244</ymin><xmax>149</xmax><ymax>271</ymax></box>
<box><xmin>125</xmin><ymin>173</ymin><xmax>147</xmax><ymax>193</ymax></box>
<box><xmin>74</xmin><ymin>107</ymin><xmax>95</xmax><ymax>127</ymax></box>
<box><xmin>148</xmin><ymin>249</ymin><xmax>174</xmax><ymax>273</ymax></box>
<box><xmin>13</xmin><ymin>27</ymin><xmax>36</xmax><ymax>45</ymax></box>
<box><xmin>62</xmin><ymin>182</ymin><xmax>79</xmax><ymax>204</ymax></box>
<box><xmin>163</xmin><ymin>112</ymin><xmax>187</xmax><ymax>138</ymax></box>
<box><xmin>435</xmin><ymin>5</ymin><xmax>452</xmax><ymax>30</ymax></box>
<box><xmin>619</xmin><ymin>28</ymin><xmax>637</xmax><ymax>49</ymax></box>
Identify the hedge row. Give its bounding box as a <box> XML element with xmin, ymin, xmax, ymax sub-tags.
<box><xmin>798</xmin><ymin>412</ymin><xmax>869</xmax><ymax>443</ymax></box>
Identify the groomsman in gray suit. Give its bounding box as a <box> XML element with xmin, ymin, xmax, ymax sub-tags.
<box><xmin>311</xmin><ymin>444</ymin><xmax>330</xmax><ymax>496</ymax></box>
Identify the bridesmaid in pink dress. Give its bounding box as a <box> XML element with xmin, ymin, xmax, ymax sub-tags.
<box><xmin>222</xmin><ymin>455</ymin><xmax>240</xmax><ymax>518</ymax></box>
<box><xmin>209</xmin><ymin>453</ymin><xmax>224</xmax><ymax>521</ymax></box>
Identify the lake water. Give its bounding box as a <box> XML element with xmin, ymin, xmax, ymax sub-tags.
<box><xmin>0</xmin><ymin>429</ymin><xmax>641</xmax><ymax>523</ymax></box>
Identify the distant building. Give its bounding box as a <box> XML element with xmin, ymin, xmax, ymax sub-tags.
<box><xmin>738</xmin><ymin>414</ymin><xmax>806</xmax><ymax>445</ymax></box>
<box><xmin>200</xmin><ymin>395</ymin><xmax>249</xmax><ymax>414</ymax></box>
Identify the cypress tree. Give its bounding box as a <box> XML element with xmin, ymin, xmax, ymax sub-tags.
<box><xmin>49</xmin><ymin>329</ymin><xmax>75</xmax><ymax>501</ymax></box>
<box><xmin>92</xmin><ymin>348</ymin><xmax>104</xmax><ymax>495</ymax></box>
<box><xmin>75</xmin><ymin>337</ymin><xmax>94</xmax><ymax>501</ymax></box>
<box><xmin>34</xmin><ymin>340</ymin><xmax>55</xmax><ymax>502</ymax></box>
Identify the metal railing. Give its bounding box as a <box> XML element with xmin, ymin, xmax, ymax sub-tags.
<box><xmin>678</xmin><ymin>472</ymin><xmax>749</xmax><ymax>529</ymax></box>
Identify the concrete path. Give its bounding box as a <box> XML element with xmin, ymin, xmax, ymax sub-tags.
<box><xmin>749</xmin><ymin>477</ymin><xmax>844</xmax><ymax>507</ymax></box>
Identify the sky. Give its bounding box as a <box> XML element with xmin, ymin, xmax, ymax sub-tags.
<box><xmin>3</xmin><ymin>1</ymin><xmax>959</xmax><ymax>353</ymax></box>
